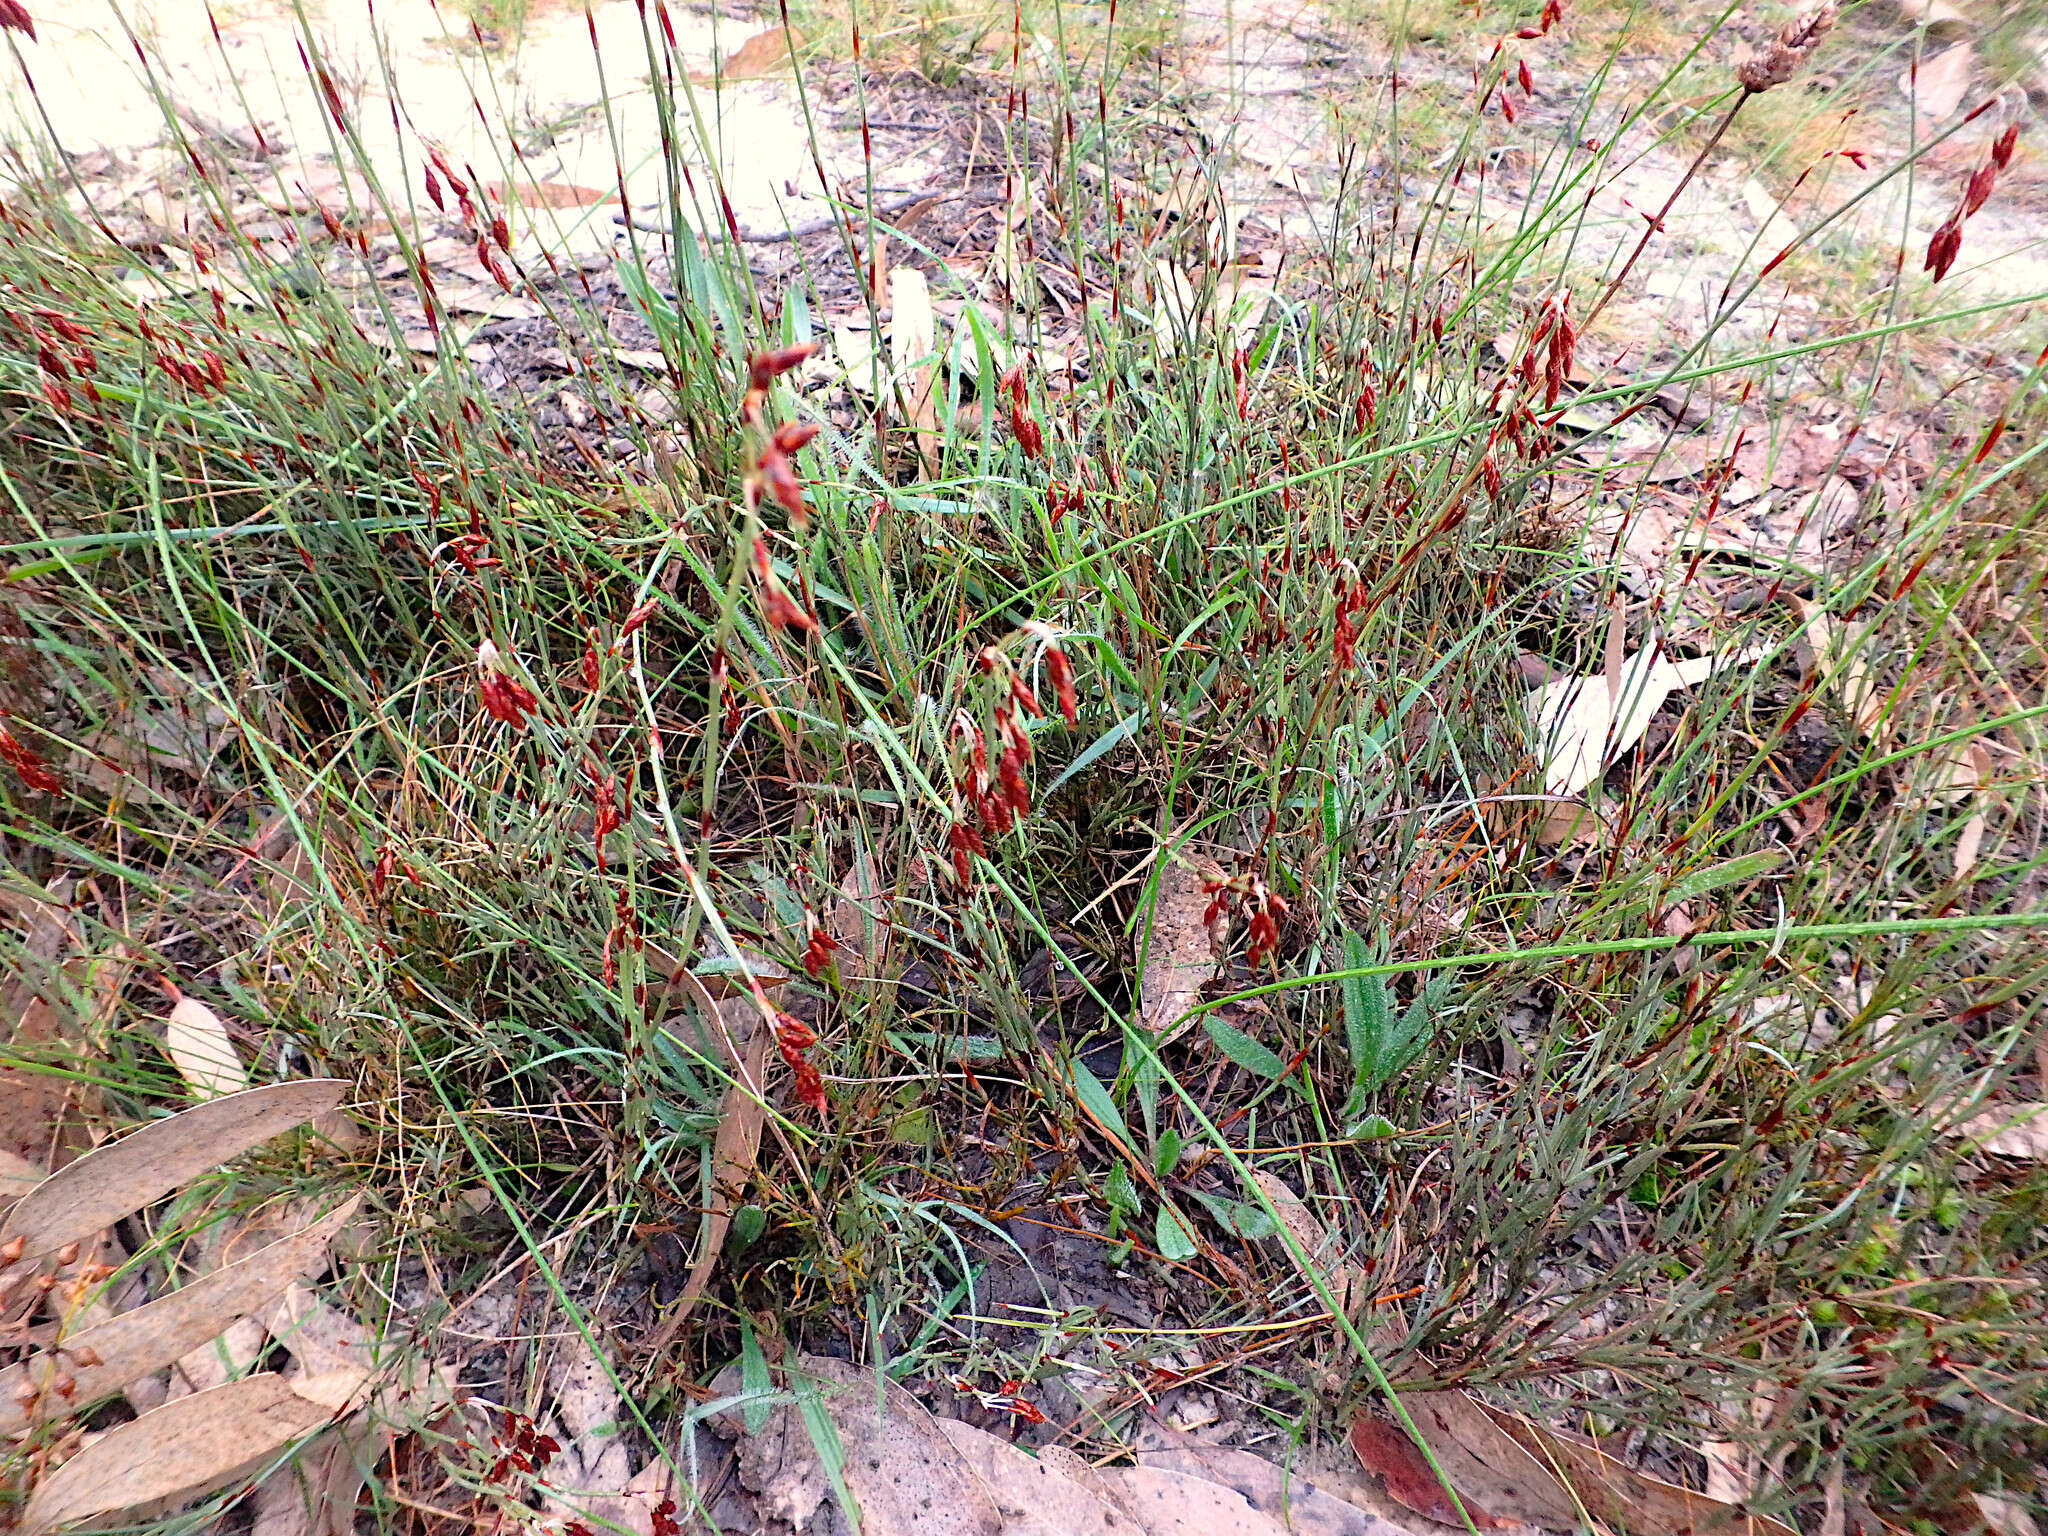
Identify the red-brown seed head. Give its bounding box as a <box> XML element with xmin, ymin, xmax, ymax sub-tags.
<box><xmin>748</xmin><ymin>343</ymin><xmax>817</xmax><ymax>393</ymax></box>
<box><xmin>772</xmin><ymin>421</ymin><xmax>820</xmax><ymax>454</ymax></box>
<box><xmin>1962</xmin><ymin>160</ymin><xmax>1998</xmax><ymax>217</ymax></box>
<box><xmin>756</xmin><ymin>444</ymin><xmax>808</xmax><ymax>522</ymax></box>
<box><xmin>0</xmin><ymin>1</ymin><xmax>36</xmax><ymax>39</ymax></box>
<box><xmin>1924</xmin><ymin>213</ymin><xmax>1964</xmax><ymax>282</ymax></box>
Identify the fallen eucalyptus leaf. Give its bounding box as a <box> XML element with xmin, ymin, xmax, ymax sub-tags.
<box><xmin>0</xmin><ymin>1196</ymin><xmax>359</xmax><ymax>1432</ymax></box>
<box><xmin>0</xmin><ymin>1080</ymin><xmax>348</xmax><ymax>1261</ymax></box>
<box><xmin>1139</xmin><ymin>857</ymin><xmax>1222</xmax><ymax>1043</ymax></box>
<box><xmin>1529</xmin><ymin>644</ymin><xmax>1759</xmax><ymax>797</ymax></box>
<box><xmin>162</xmin><ymin>994</ymin><xmax>250</xmax><ymax>1100</ymax></box>
<box><xmin>21</xmin><ymin>1373</ymin><xmax>334</xmax><ymax>1533</ymax></box>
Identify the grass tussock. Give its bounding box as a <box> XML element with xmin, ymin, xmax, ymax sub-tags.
<box><xmin>3</xmin><ymin>0</ymin><xmax>2048</xmax><ymax>1526</ymax></box>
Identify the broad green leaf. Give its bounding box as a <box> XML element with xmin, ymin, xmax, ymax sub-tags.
<box><xmin>1105</xmin><ymin>1163</ymin><xmax>1141</xmax><ymax>1215</ymax></box>
<box><xmin>1193</xmin><ymin>1190</ymin><xmax>1278</xmax><ymax>1239</ymax></box>
<box><xmin>1205</xmin><ymin>1017</ymin><xmax>1284</xmax><ymax>1079</ymax></box>
<box><xmin>1068</xmin><ymin>1061</ymin><xmax>1131</xmax><ymax>1147</ymax></box>
<box><xmin>1155</xmin><ymin>1206</ymin><xmax>1197</xmax><ymax>1261</ymax></box>
<box><xmin>1153</xmin><ymin>1126</ymin><xmax>1184</xmax><ymax>1179</ymax></box>
<box><xmin>1667</xmin><ymin>850</ymin><xmax>1785</xmax><ymax>903</ymax></box>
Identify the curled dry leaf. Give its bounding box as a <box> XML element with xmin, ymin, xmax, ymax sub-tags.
<box><xmin>163</xmin><ymin>994</ymin><xmax>251</xmax><ymax>1099</ymax></box>
<box><xmin>20</xmin><ymin>1373</ymin><xmax>336</xmax><ymax>1534</ymax></box>
<box><xmin>0</xmin><ymin>1079</ymin><xmax>348</xmax><ymax>1262</ymax></box>
<box><xmin>1139</xmin><ymin>856</ymin><xmax>1223</xmax><ymax>1043</ymax></box>
<box><xmin>1476</xmin><ymin>1401</ymin><xmax>1800</xmax><ymax>1536</ymax></box>
<box><xmin>0</xmin><ymin>1196</ymin><xmax>360</xmax><ymax>1432</ymax></box>
<box><xmin>1529</xmin><ymin>643</ymin><xmax>1760</xmax><ymax>798</ymax></box>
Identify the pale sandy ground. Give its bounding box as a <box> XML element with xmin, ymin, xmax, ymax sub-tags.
<box><xmin>2</xmin><ymin>0</ymin><xmax>2041</xmax><ymax>343</ymax></box>
<box><xmin>0</xmin><ymin>0</ymin><xmax>916</xmax><ymax>254</ymax></box>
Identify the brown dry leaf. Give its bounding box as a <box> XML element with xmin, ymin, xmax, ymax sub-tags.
<box><xmin>20</xmin><ymin>1373</ymin><xmax>336</xmax><ymax>1534</ymax></box>
<box><xmin>934</xmin><ymin>1418</ymin><xmax>1136</xmax><ymax>1536</ymax></box>
<box><xmin>1348</xmin><ymin>1413</ymin><xmax>1503</xmax><ymax>1528</ymax></box>
<box><xmin>1974</xmin><ymin>1493</ymin><xmax>2043</xmax><ymax>1536</ymax></box>
<box><xmin>1094</xmin><ymin>1464</ymin><xmax>1289</xmax><ymax>1536</ymax></box>
<box><xmin>1900</xmin><ymin>44</ymin><xmax>1975</xmax><ymax>118</ymax></box>
<box><xmin>267</xmin><ymin>1282</ymin><xmax>382</xmax><ymax>1378</ymax></box>
<box><xmin>1529</xmin><ymin>644</ymin><xmax>1760</xmax><ymax>797</ymax></box>
<box><xmin>1701</xmin><ymin>1439</ymin><xmax>1750</xmax><ymax>1504</ymax></box>
<box><xmin>0</xmin><ymin>1079</ymin><xmax>348</xmax><ymax>1261</ymax></box>
<box><xmin>1137</xmin><ymin>1446</ymin><xmax>1418</xmax><ymax>1536</ymax></box>
<box><xmin>1</xmin><ymin>883</ymin><xmax>104</xmax><ymax>1174</ymax></box>
<box><xmin>1138</xmin><ymin>856</ymin><xmax>1222</xmax><ymax>1044</ymax></box>
<box><xmin>162</xmin><ymin>994</ymin><xmax>251</xmax><ymax>1100</ymax></box>
<box><xmin>1402</xmin><ymin>1394</ymin><xmax>1580</xmax><ymax>1528</ymax></box>
<box><xmin>1954</xmin><ymin>808</ymin><xmax>1990</xmax><ymax>880</ymax></box>
<box><xmin>0</xmin><ymin>1196</ymin><xmax>359</xmax><ymax>1432</ymax></box>
<box><xmin>1039</xmin><ymin>1444</ymin><xmax>1123</xmax><ymax>1506</ymax></box>
<box><xmin>1895</xmin><ymin>0</ymin><xmax>1972</xmax><ymax>33</ymax></box>
<box><xmin>0</xmin><ymin>1149</ymin><xmax>42</xmax><ymax>1205</ymax></box>
<box><xmin>1478</xmin><ymin>1403</ymin><xmax>1800</xmax><ymax>1536</ymax></box>
<box><xmin>539</xmin><ymin>1330</ymin><xmax>633</xmax><ymax>1520</ymax></box>
<box><xmin>890</xmin><ymin>267</ymin><xmax>943</xmax><ymax>476</ymax></box>
<box><xmin>1945</xmin><ymin>1102</ymin><xmax>2048</xmax><ymax>1158</ymax></box>
<box><xmin>1244</xmin><ymin>1169</ymin><xmax>1364</xmax><ymax>1317</ymax></box>
<box><xmin>642</xmin><ymin>987</ymin><xmax>770</xmax><ymax>1352</ymax></box>
<box><xmin>438</xmin><ymin>283</ymin><xmax>543</xmax><ymax>321</ymax></box>
<box><xmin>250</xmin><ymin>1415</ymin><xmax>378</xmax><ymax>1536</ymax></box>
<box><xmin>1150</xmin><ymin>260</ymin><xmax>1201</xmax><ymax>358</ymax></box>
<box><xmin>736</xmin><ymin>1355</ymin><xmax>1002</xmax><ymax>1535</ymax></box>
<box><xmin>698</xmin><ymin>25</ymin><xmax>803</xmax><ymax>82</ymax></box>
<box><xmin>993</xmin><ymin>179</ymin><xmax>1039</xmax><ymax>308</ymax></box>
<box><xmin>1739</xmin><ymin>178</ymin><xmax>1803</xmax><ymax>255</ymax></box>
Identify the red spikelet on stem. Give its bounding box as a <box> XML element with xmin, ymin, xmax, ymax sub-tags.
<box><xmin>0</xmin><ymin>718</ymin><xmax>61</xmax><ymax>794</ymax></box>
